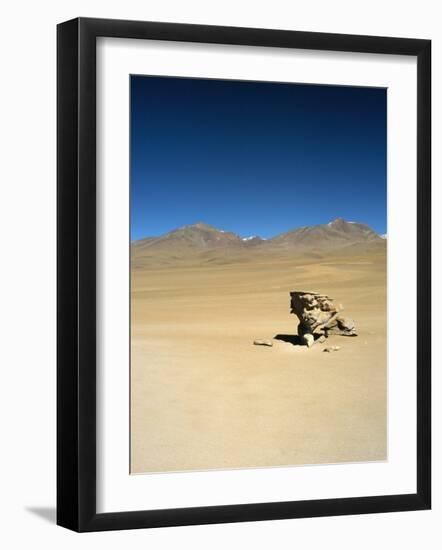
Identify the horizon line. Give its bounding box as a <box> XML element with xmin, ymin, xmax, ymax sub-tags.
<box><xmin>131</xmin><ymin>217</ymin><xmax>386</xmax><ymax>243</ymax></box>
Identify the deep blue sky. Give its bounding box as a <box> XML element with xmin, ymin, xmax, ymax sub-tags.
<box><xmin>131</xmin><ymin>76</ymin><xmax>386</xmax><ymax>240</ymax></box>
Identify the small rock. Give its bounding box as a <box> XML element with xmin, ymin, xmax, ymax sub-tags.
<box><xmin>253</xmin><ymin>339</ymin><xmax>273</xmax><ymax>347</ymax></box>
<box><xmin>323</xmin><ymin>346</ymin><xmax>341</xmax><ymax>353</ymax></box>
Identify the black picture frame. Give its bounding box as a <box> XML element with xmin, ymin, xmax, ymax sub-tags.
<box><xmin>57</xmin><ymin>17</ymin><xmax>431</xmax><ymax>532</ymax></box>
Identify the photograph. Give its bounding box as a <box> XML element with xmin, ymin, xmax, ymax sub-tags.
<box><xmin>130</xmin><ymin>75</ymin><xmax>388</xmax><ymax>474</ymax></box>
<box><xmin>0</xmin><ymin>0</ymin><xmax>434</xmax><ymax>542</ymax></box>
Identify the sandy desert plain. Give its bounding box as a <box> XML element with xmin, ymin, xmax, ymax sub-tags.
<box><xmin>130</xmin><ymin>218</ymin><xmax>387</xmax><ymax>473</ymax></box>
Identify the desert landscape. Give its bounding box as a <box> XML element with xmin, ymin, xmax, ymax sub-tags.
<box><xmin>130</xmin><ymin>218</ymin><xmax>387</xmax><ymax>473</ymax></box>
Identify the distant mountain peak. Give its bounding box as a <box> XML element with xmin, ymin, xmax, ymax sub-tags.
<box><xmin>137</xmin><ymin>221</ymin><xmax>243</xmax><ymax>252</ymax></box>
<box><xmin>328</xmin><ymin>217</ymin><xmax>349</xmax><ymax>227</ymax></box>
<box><xmin>241</xmin><ymin>235</ymin><xmax>265</xmax><ymax>246</ymax></box>
<box><xmin>192</xmin><ymin>221</ymin><xmax>216</xmax><ymax>230</ymax></box>
<box><xmin>131</xmin><ymin>218</ymin><xmax>385</xmax><ymax>260</ymax></box>
<box><xmin>270</xmin><ymin>217</ymin><xmax>382</xmax><ymax>249</ymax></box>
<box><xmin>176</xmin><ymin>221</ymin><xmax>218</xmax><ymax>232</ymax></box>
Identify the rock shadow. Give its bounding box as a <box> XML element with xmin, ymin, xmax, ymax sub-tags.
<box><xmin>273</xmin><ymin>334</ymin><xmax>304</xmax><ymax>346</ymax></box>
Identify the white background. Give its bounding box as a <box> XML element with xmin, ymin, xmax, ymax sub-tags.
<box><xmin>0</xmin><ymin>1</ymin><xmax>440</xmax><ymax>548</ymax></box>
<box><xmin>97</xmin><ymin>39</ymin><xmax>417</xmax><ymax>512</ymax></box>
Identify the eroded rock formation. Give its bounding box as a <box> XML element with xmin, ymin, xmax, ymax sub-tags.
<box><xmin>290</xmin><ymin>291</ymin><xmax>357</xmax><ymax>347</ymax></box>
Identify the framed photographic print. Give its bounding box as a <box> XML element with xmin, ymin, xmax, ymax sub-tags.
<box><xmin>57</xmin><ymin>17</ymin><xmax>431</xmax><ymax>531</ymax></box>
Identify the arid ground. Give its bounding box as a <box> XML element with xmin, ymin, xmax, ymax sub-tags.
<box><xmin>130</xmin><ymin>237</ymin><xmax>387</xmax><ymax>473</ymax></box>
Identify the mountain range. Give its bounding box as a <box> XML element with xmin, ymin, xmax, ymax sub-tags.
<box><xmin>131</xmin><ymin>218</ymin><xmax>385</xmax><ymax>265</ymax></box>
<box><xmin>133</xmin><ymin>218</ymin><xmax>383</xmax><ymax>250</ymax></box>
